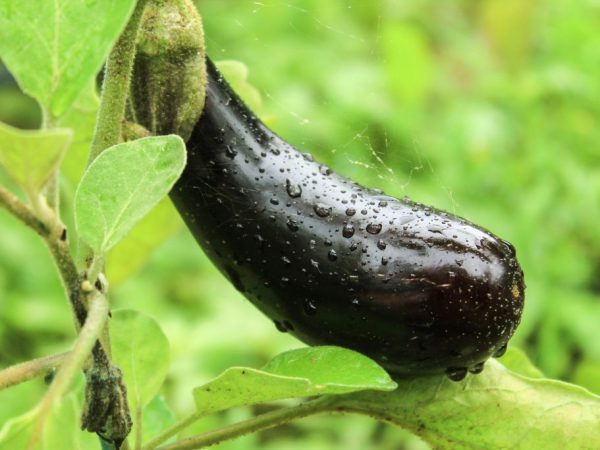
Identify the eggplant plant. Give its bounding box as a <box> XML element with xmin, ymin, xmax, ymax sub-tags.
<box><xmin>0</xmin><ymin>1</ymin><xmax>598</xmax><ymax>450</ymax></box>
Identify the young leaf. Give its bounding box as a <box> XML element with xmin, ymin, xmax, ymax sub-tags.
<box><xmin>193</xmin><ymin>346</ymin><xmax>396</xmax><ymax>415</ymax></box>
<box><xmin>0</xmin><ymin>0</ymin><xmax>136</xmax><ymax>117</ymax></box>
<box><xmin>0</xmin><ymin>394</ymin><xmax>94</xmax><ymax>450</ymax></box>
<box><xmin>141</xmin><ymin>396</ymin><xmax>177</xmax><ymax>446</ymax></box>
<box><xmin>262</xmin><ymin>346</ymin><xmax>397</xmax><ymax>390</ymax></box>
<box><xmin>74</xmin><ymin>135</ymin><xmax>186</xmax><ymax>254</ymax></box>
<box><xmin>336</xmin><ymin>358</ymin><xmax>600</xmax><ymax>450</ymax></box>
<box><xmin>110</xmin><ymin>309</ymin><xmax>170</xmax><ymax>436</ymax></box>
<box><xmin>0</xmin><ymin>122</ymin><xmax>72</xmax><ymax>194</ymax></box>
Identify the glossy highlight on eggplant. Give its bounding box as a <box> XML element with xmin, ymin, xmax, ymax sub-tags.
<box><xmin>170</xmin><ymin>58</ymin><xmax>526</xmax><ymax>379</ymax></box>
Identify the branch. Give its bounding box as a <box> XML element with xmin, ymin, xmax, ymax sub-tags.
<box><xmin>142</xmin><ymin>412</ymin><xmax>199</xmax><ymax>450</ymax></box>
<box><xmin>88</xmin><ymin>0</ymin><xmax>149</xmax><ymax>163</ymax></box>
<box><xmin>153</xmin><ymin>398</ymin><xmax>334</xmax><ymax>450</ymax></box>
<box><xmin>0</xmin><ymin>352</ymin><xmax>69</xmax><ymax>390</ymax></box>
<box><xmin>27</xmin><ymin>292</ymin><xmax>109</xmax><ymax>450</ymax></box>
<box><xmin>0</xmin><ymin>185</ymin><xmax>49</xmax><ymax>237</ymax></box>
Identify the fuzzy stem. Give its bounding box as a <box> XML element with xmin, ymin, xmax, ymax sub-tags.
<box><xmin>46</xmin><ymin>229</ymin><xmax>89</xmax><ymax>326</ymax></box>
<box><xmin>88</xmin><ymin>0</ymin><xmax>149</xmax><ymax>163</ymax></box>
<box><xmin>154</xmin><ymin>398</ymin><xmax>334</xmax><ymax>450</ymax></box>
<box><xmin>0</xmin><ymin>352</ymin><xmax>69</xmax><ymax>390</ymax></box>
<box><xmin>45</xmin><ymin>172</ymin><xmax>60</xmax><ymax>211</ymax></box>
<box><xmin>142</xmin><ymin>412</ymin><xmax>200</xmax><ymax>450</ymax></box>
<box><xmin>0</xmin><ymin>185</ymin><xmax>49</xmax><ymax>237</ymax></box>
<box><xmin>27</xmin><ymin>293</ymin><xmax>109</xmax><ymax>450</ymax></box>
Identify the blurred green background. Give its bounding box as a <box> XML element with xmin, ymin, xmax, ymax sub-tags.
<box><xmin>1</xmin><ymin>0</ymin><xmax>599</xmax><ymax>448</ymax></box>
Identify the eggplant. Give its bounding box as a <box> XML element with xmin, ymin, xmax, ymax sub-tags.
<box><xmin>170</xmin><ymin>58</ymin><xmax>525</xmax><ymax>379</ymax></box>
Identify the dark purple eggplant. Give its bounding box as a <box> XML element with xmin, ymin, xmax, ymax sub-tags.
<box><xmin>170</xmin><ymin>58</ymin><xmax>525</xmax><ymax>379</ymax></box>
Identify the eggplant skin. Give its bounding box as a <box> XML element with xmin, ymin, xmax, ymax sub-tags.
<box><xmin>171</xmin><ymin>58</ymin><xmax>525</xmax><ymax>377</ymax></box>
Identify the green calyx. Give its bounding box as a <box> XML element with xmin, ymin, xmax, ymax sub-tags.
<box><xmin>129</xmin><ymin>0</ymin><xmax>207</xmax><ymax>142</ymax></box>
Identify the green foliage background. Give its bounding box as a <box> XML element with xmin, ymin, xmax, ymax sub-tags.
<box><xmin>1</xmin><ymin>0</ymin><xmax>599</xmax><ymax>448</ymax></box>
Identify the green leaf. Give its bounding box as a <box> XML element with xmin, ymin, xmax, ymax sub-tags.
<box><xmin>141</xmin><ymin>395</ymin><xmax>177</xmax><ymax>446</ymax></box>
<box><xmin>0</xmin><ymin>394</ymin><xmax>93</xmax><ymax>450</ymax></box>
<box><xmin>74</xmin><ymin>135</ymin><xmax>186</xmax><ymax>254</ymax></box>
<box><xmin>574</xmin><ymin>358</ymin><xmax>600</xmax><ymax>395</ymax></box>
<box><xmin>499</xmin><ymin>347</ymin><xmax>544</xmax><ymax>379</ymax></box>
<box><xmin>110</xmin><ymin>309</ymin><xmax>170</xmax><ymax>436</ymax></box>
<box><xmin>193</xmin><ymin>346</ymin><xmax>396</xmax><ymax>415</ymax></box>
<box><xmin>336</xmin><ymin>359</ymin><xmax>600</xmax><ymax>450</ymax></box>
<box><xmin>262</xmin><ymin>346</ymin><xmax>397</xmax><ymax>390</ymax></box>
<box><xmin>0</xmin><ymin>121</ymin><xmax>72</xmax><ymax>194</ymax></box>
<box><xmin>0</xmin><ymin>0</ymin><xmax>136</xmax><ymax>117</ymax></box>
<box><xmin>107</xmin><ymin>198</ymin><xmax>182</xmax><ymax>285</ymax></box>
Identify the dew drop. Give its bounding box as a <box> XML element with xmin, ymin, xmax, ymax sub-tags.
<box><xmin>287</xmin><ymin>219</ymin><xmax>299</xmax><ymax>232</ymax></box>
<box><xmin>270</xmin><ymin>197</ymin><xmax>279</xmax><ymax>205</ymax></box>
<box><xmin>319</xmin><ymin>165</ymin><xmax>332</xmax><ymax>176</ymax></box>
<box><xmin>342</xmin><ymin>224</ymin><xmax>355</xmax><ymax>238</ymax></box>
<box><xmin>494</xmin><ymin>344</ymin><xmax>507</xmax><ymax>358</ymax></box>
<box><xmin>469</xmin><ymin>362</ymin><xmax>485</xmax><ymax>374</ymax></box>
<box><xmin>303</xmin><ymin>299</ymin><xmax>318</xmax><ymax>316</ymax></box>
<box><xmin>345</xmin><ymin>208</ymin><xmax>356</xmax><ymax>216</ymax></box>
<box><xmin>328</xmin><ymin>249</ymin><xmax>338</xmax><ymax>261</ymax></box>
<box><xmin>225</xmin><ymin>145</ymin><xmax>237</xmax><ymax>158</ymax></box>
<box><xmin>377</xmin><ymin>240</ymin><xmax>387</xmax><ymax>250</ymax></box>
<box><xmin>445</xmin><ymin>367</ymin><xmax>468</xmax><ymax>381</ymax></box>
<box><xmin>366</xmin><ymin>223</ymin><xmax>382</xmax><ymax>235</ymax></box>
<box><xmin>273</xmin><ymin>320</ymin><xmax>287</xmax><ymax>333</ymax></box>
<box><xmin>314</xmin><ymin>203</ymin><xmax>332</xmax><ymax>217</ymax></box>
<box><xmin>285</xmin><ymin>179</ymin><xmax>302</xmax><ymax>198</ymax></box>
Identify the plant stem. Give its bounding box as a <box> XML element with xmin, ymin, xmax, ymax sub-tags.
<box><xmin>142</xmin><ymin>411</ymin><xmax>201</xmax><ymax>450</ymax></box>
<box><xmin>154</xmin><ymin>398</ymin><xmax>335</xmax><ymax>450</ymax></box>
<box><xmin>0</xmin><ymin>352</ymin><xmax>69</xmax><ymax>390</ymax></box>
<box><xmin>135</xmin><ymin>406</ymin><xmax>143</xmax><ymax>450</ymax></box>
<box><xmin>87</xmin><ymin>254</ymin><xmax>105</xmax><ymax>285</ymax></box>
<box><xmin>28</xmin><ymin>292</ymin><xmax>109</xmax><ymax>450</ymax></box>
<box><xmin>45</xmin><ymin>229</ymin><xmax>89</xmax><ymax>326</ymax></box>
<box><xmin>0</xmin><ymin>185</ymin><xmax>49</xmax><ymax>237</ymax></box>
<box><xmin>45</xmin><ymin>172</ymin><xmax>60</xmax><ymax>211</ymax></box>
<box><xmin>88</xmin><ymin>0</ymin><xmax>149</xmax><ymax>163</ymax></box>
